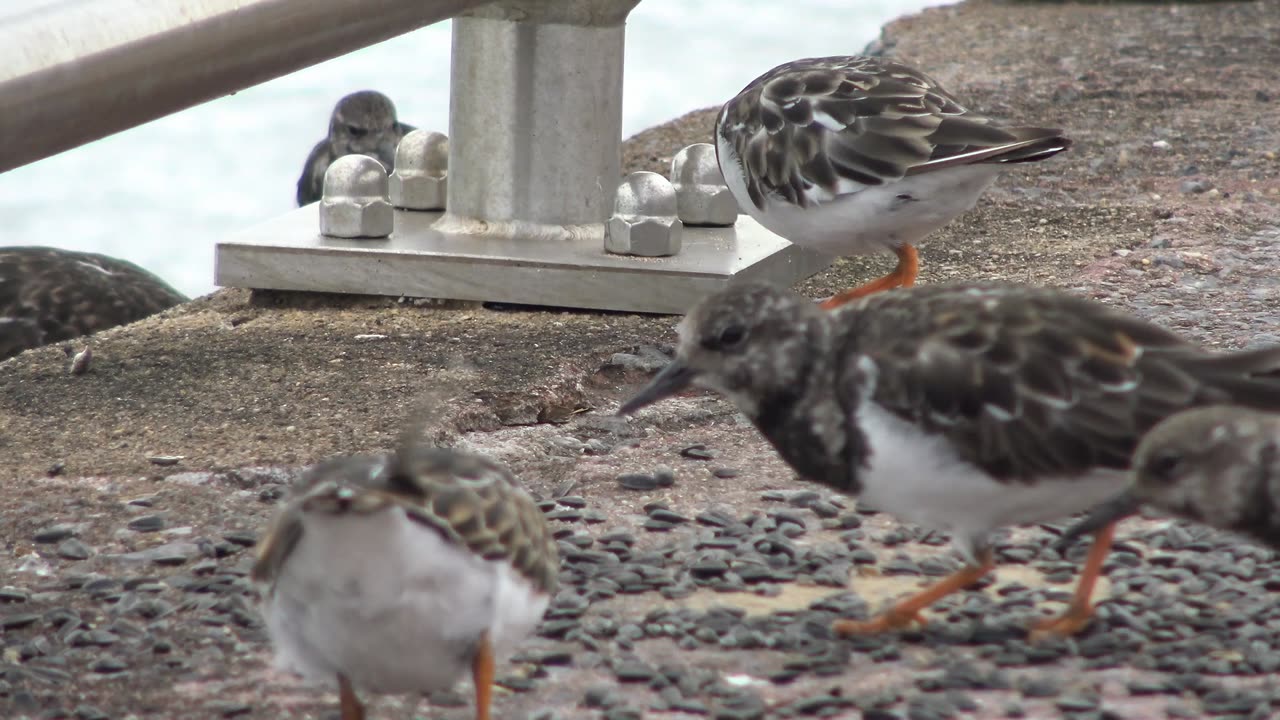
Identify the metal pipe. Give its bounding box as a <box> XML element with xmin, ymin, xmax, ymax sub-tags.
<box><xmin>443</xmin><ymin>0</ymin><xmax>640</xmax><ymax>232</ymax></box>
<box><xmin>0</xmin><ymin>0</ymin><xmax>493</xmax><ymax>174</ymax></box>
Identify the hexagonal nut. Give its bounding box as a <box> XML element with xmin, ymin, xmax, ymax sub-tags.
<box><xmin>607</xmin><ymin>214</ymin><xmax>684</xmax><ymax>257</ymax></box>
<box><xmin>320</xmin><ymin>154</ymin><xmax>394</xmax><ymax>238</ymax></box>
<box><xmin>390</xmin><ymin>130</ymin><xmax>449</xmax><ymax>211</ymax></box>
<box><xmin>604</xmin><ymin>172</ymin><xmax>683</xmax><ymax>257</ymax></box>
<box><xmin>670</xmin><ymin>143</ymin><xmax>739</xmax><ymax>226</ymax></box>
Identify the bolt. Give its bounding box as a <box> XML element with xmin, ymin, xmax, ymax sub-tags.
<box><xmin>669</xmin><ymin>143</ymin><xmax>738</xmax><ymax>226</ymax></box>
<box><xmin>605</xmin><ymin>172</ymin><xmax>683</xmax><ymax>257</ymax></box>
<box><xmin>390</xmin><ymin>130</ymin><xmax>449</xmax><ymax>211</ymax></box>
<box><xmin>319</xmin><ymin>154</ymin><xmax>394</xmax><ymax>238</ymax></box>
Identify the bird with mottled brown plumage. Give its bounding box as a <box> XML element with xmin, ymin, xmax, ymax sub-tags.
<box><xmin>716</xmin><ymin>56</ymin><xmax>1070</xmax><ymax>307</ymax></box>
<box><xmin>620</xmin><ymin>281</ymin><xmax>1280</xmax><ymax>639</ymax></box>
<box><xmin>296</xmin><ymin>90</ymin><xmax>416</xmax><ymax>206</ymax></box>
<box><xmin>252</xmin><ymin>443</ymin><xmax>557</xmax><ymax>720</ymax></box>
<box><xmin>0</xmin><ymin>246</ymin><xmax>185</xmax><ymax>361</ymax></box>
<box><xmin>1058</xmin><ymin>405</ymin><xmax>1280</xmax><ymax>551</ymax></box>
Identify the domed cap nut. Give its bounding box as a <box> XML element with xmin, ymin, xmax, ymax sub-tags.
<box><xmin>669</xmin><ymin>143</ymin><xmax>738</xmax><ymax>226</ymax></box>
<box><xmin>320</xmin><ymin>154</ymin><xmax>394</xmax><ymax>238</ymax></box>
<box><xmin>390</xmin><ymin>130</ymin><xmax>449</xmax><ymax>211</ymax></box>
<box><xmin>605</xmin><ymin>172</ymin><xmax>683</xmax><ymax>257</ymax></box>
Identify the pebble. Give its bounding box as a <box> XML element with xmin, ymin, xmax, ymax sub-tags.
<box><xmin>117</xmin><ymin>542</ymin><xmax>201</xmax><ymax>565</ymax></box>
<box><xmin>584</xmin><ymin>685</ymin><xmax>623</xmax><ymax>708</ymax></box>
<box><xmin>809</xmin><ymin>500</ymin><xmax>841</xmax><ymax>519</ymax></box>
<box><xmin>33</xmin><ymin>524</ymin><xmax>77</xmax><ymax>544</ymax></box>
<box><xmin>680</xmin><ymin>444</ymin><xmax>718</xmax><ymax>460</ymax></box>
<box><xmin>70</xmin><ymin>346</ymin><xmax>93</xmax><ymax>375</ymax></box>
<box><xmin>1054</xmin><ymin>693</ymin><xmax>1100</xmax><ymax>712</ymax></box>
<box><xmin>128</xmin><ymin>515</ymin><xmax>166</xmax><ymax>533</ymax></box>
<box><xmin>617</xmin><ymin>473</ymin><xmax>659</xmax><ymax>491</ymax></box>
<box><xmin>221</xmin><ymin>531</ymin><xmax>257</xmax><ymax>547</ymax></box>
<box><xmin>204</xmin><ymin>701</ymin><xmax>252</xmax><ymax>717</ymax></box>
<box><xmin>881</xmin><ymin>555</ymin><xmax>921</xmax><ymax>576</ymax></box>
<box><xmin>91</xmin><ymin>655</ymin><xmax>128</xmax><ymax>673</ymax></box>
<box><xmin>647</xmin><ymin>508</ymin><xmax>690</xmax><ymax>524</ymax></box>
<box><xmin>2</xmin><ymin>613</ymin><xmax>41</xmax><ymax>630</ymax></box>
<box><xmin>613</xmin><ymin>658</ymin><xmax>657</xmax><ymax>683</ymax></box>
<box><xmin>1017</xmin><ymin>676</ymin><xmax>1061</xmax><ymax>698</ymax></box>
<box><xmin>147</xmin><ymin>455</ymin><xmax>184</xmax><ymax>467</ymax></box>
<box><xmin>0</xmin><ymin>586</ymin><xmax>30</xmax><ymax>603</ymax></box>
<box><xmin>57</xmin><ymin>538</ymin><xmax>93</xmax><ymax>560</ymax></box>
<box><xmin>606</xmin><ymin>345</ymin><xmax>672</xmax><ymax>373</ymax></box>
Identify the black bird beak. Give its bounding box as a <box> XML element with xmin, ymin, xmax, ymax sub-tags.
<box><xmin>617</xmin><ymin>360</ymin><xmax>699</xmax><ymax>416</ymax></box>
<box><xmin>1053</xmin><ymin>490</ymin><xmax>1142</xmax><ymax>554</ymax></box>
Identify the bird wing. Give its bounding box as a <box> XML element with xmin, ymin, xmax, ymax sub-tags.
<box><xmin>716</xmin><ymin>56</ymin><xmax>1069</xmax><ymax>210</ymax></box>
<box><xmin>389</xmin><ymin>446</ymin><xmax>560</xmax><ymax>595</ymax></box>
<box><xmin>841</xmin><ymin>284</ymin><xmax>1280</xmax><ymax>481</ymax></box>
<box><xmin>252</xmin><ymin>449</ymin><xmax>558</xmax><ymax>595</ymax></box>
<box><xmin>0</xmin><ymin>247</ymin><xmax>185</xmax><ymax>359</ymax></box>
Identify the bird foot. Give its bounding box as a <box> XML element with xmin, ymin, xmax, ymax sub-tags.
<box><xmin>833</xmin><ymin>606</ymin><xmax>928</xmax><ymax>635</ymax></box>
<box><xmin>818</xmin><ymin>277</ymin><xmax>905</xmax><ymax>309</ymax></box>
<box><xmin>818</xmin><ymin>244</ymin><xmax>919</xmax><ymax>309</ymax></box>
<box><xmin>1028</xmin><ymin>603</ymin><xmax>1094</xmax><ymax>642</ymax></box>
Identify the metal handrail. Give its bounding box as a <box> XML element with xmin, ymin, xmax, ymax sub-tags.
<box><xmin>0</xmin><ymin>0</ymin><xmax>494</xmax><ymax>174</ymax></box>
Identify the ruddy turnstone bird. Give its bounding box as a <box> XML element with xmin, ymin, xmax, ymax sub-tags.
<box><xmin>296</xmin><ymin>90</ymin><xmax>416</xmax><ymax>206</ymax></box>
<box><xmin>1057</xmin><ymin>405</ymin><xmax>1280</xmax><ymax>551</ymax></box>
<box><xmin>618</xmin><ymin>282</ymin><xmax>1280</xmax><ymax>637</ymax></box>
<box><xmin>0</xmin><ymin>246</ymin><xmax>186</xmax><ymax>360</ymax></box>
<box><xmin>715</xmin><ymin>56</ymin><xmax>1071</xmax><ymax>308</ymax></box>
<box><xmin>252</xmin><ymin>445</ymin><xmax>558</xmax><ymax>720</ymax></box>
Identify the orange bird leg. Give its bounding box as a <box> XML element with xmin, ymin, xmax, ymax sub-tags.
<box><xmin>337</xmin><ymin>674</ymin><xmax>365</xmax><ymax>720</ymax></box>
<box><xmin>819</xmin><ymin>244</ymin><xmax>920</xmax><ymax>310</ymax></box>
<box><xmin>1030</xmin><ymin>521</ymin><xmax>1116</xmax><ymax>640</ymax></box>
<box><xmin>472</xmin><ymin>631</ymin><xmax>496</xmax><ymax>720</ymax></box>
<box><xmin>833</xmin><ymin>547</ymin><xmax>994</xmax><ymax>635</ymax></box>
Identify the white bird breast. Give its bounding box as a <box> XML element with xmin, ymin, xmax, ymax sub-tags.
<box><xmin>854</xmin><ymin>399</ymin><xmax>1126</xmax><ymax>559</ymax></box>
<box><xmin>261</xmin><ymin>504</ymin><xmax>549</xmax><ymax>694</ymax></box>
<box><xmin>715</xmin><ymin>131</ymin><xmax>1003</xmax><ymax>257</ymax></box>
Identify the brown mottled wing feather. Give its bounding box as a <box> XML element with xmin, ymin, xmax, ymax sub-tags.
<box><xmin>0</xmin><ymin>247</ymin><xmax>186</xmax><ymax>360</ymax></box>
<box><xmin>716</xmin><ymin>56</ymin><xmax>1070</xmax><ymax>210</ymax></box>
<box><xmin>389</xmin><ymin>446</ymin><xmax>559</xmax><ymax>595</ymax></box>
<box><xmin>839</xmin><ymin>284</ymin><xmax>1280</xmax><ymax>481</ymax></box>
<box><xmin>251</xmin><ymin>449</ymin><xmax>559</xmax><ymax>594</ymax></box>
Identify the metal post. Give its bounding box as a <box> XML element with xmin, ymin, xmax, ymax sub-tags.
<box><xmin>0</xmin><ymin>0</ymin><xmax>494</xmax><ymax>174</ymax></box>
<box><xmin>212</xmin><ymin>0</ymin><xmax>831</xmax><ymax>313</ymax></box>
<box><xmin>442</xmin><ymin>1</ymin><xmax>638</xmax><ymax>234</ymax></box>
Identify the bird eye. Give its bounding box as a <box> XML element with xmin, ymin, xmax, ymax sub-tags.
<box><xmin>347</xmin><ymin>125</ymin><xmax>369</xmax><ymax>138</ymax></box>
<box><xmin>715</xmin><ymin>324</ymin><xmax>747</xmax><ymax>349</ymax></box>
<box><xmin>1143</xmin><ymin>450</ymin><xmax>1183</xmax><ymax>482</ymax></box>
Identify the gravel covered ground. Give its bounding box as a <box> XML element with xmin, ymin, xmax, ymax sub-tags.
<box><xmin>3</xmin><ymin>1</ymin><xmax>1280</xmax><ymax>718</ymax></box>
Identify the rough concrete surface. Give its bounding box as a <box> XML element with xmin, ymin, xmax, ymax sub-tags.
<box><xmin>3</xmin><ymin>1</ymin><xmax>1280</xmax><ymax>719</ymax></box>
